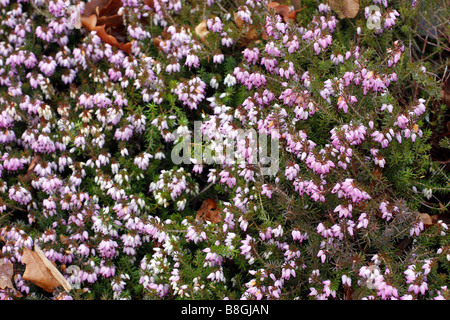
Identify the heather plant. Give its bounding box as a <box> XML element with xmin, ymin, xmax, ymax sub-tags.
<box><xmin>0</xmin><ymin>0</ymin><xmax>449</xmax><ymax>301</ymax></box>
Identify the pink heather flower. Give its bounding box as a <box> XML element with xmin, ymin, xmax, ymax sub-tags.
<box><xmin>318</xmin><ymin>3</ymin><xmax>331</xmax><ymax>12</ymax></box>
<box><xmin>265</xmin><ymin>41</ymin><xmax>282</xmax><ymax>57</ymax></box>
<box><xmin>239</xmin><ymin>216</ymin><xmax>249</xmax><ymax>231</ymax></box>
<box><xmin>342</xmin><ymin>274</ymin><xmax>352</xmax><ymax>287</ymax></box>
<box><xmin>206</xmin><ymin>17</ymin><xmax>223</xmax><ymax>33</ymax></box>
<box><xmin>379</xmin><ymin>201</ymin><xmax>398</xmax><ymax>221</ymax></box>
<box><xmin>422</xmin><ymin>260</ymin><xmax>432</xmax><ymax>276</ymax></box>
<box><xmin>410</xmin><ymin>221</ymin><xmax>424</xmax><ymax>237</ymax></box>
<box><xmin>108</xmin><ymin>67</ymin><xmax>122</xmax><ymax>82</ymax></box>
<box><xmin>317</xmin><ymin>249</ymin><xmax>326</xmax><ymax>263</ymax></box>
<box><xmin>41</xmin><ymin>176</ymin><xmax>63</xmax><ymax>193</ymax></box>
<box><xmin>174</xmin><ymin>77</ymin><xmax>206</xmax><ymax>109</ymax></box>
<box><xmin>281</xmin><ymin>261</ymin><xmax>296</xmax><ymax>280</ymax></box>
<box><xmin>185</xmin><ymin>53</ymin><xmax>200</xmax><ymax>68</ymax></box>
<box><xmin>331</xmin><ymin>53</ymin><xmax>344</xmax><ymax>65</ymax></box>
<box><xmin>239</xmin><ymin>235</ymin><xmax>254</xmax><ymax>262</ymax></box>
<box><xmin>128</xmin><ymin>25</ymin><xmax>149</xmax><ymax>40</ymax></box>
<box><xmin>384</xmin><ymin>10</ymin><xmax>400</xmax><ymax>29</ymax></box>
<box><xmin>61</xmin><ymin>69</ymin><xmax>77</xmax><ymax>84</ymax></box>
<box><xmin>334</xmin><ymin>204</ymin><xmax>352</xmax><ymax>218</ymax></box>
<box><xmin>243</xmin><ymin>47</ymin><xmax>260</xmax><ymax>65</ymax></box>
<box><xmin>286</xmin><ymin>37</ymin><xmax>299</xmax><ymax>54</ymax></box>
<box><xmin>203</xmin><ymin>248</ymin><xmax>224</xmax><ymax>267</ymax></box>
<box><xmin>206</xmin><ymin>267</ymin><xmax>226</xmax><ymax>283</ymax></box>
<box><xmin>134</xmin><ymin>152</ymin><xmax>153</xmax><ymax>170</ymax></box>
<box><xmin>305</xmin><ymin>154</ymin><xmax>335</xmax><ymax>174</ymax></box>
<box><xmin>221</xmin><ymin>33</ymin><xmax>233</xmax><ymax>47</ymax></box>
<box><xmin>332</xmin><ymin>179</ymin><xmax>371</xmax><ymax>204</ymax></box>
<box><xmin>261</xmin><ymin>184</ymin><xmax>273</xmax><ymax>198</ymax></box>
<box><xmin>114</xmin><ymin>125</ymin><xmax>134</xmax><ymax>141</ymax></box>
<box><xmin>408</xmin><ymin>282</ymin><xmax>428</xmax><ymax>295</ymax></box>
<box><xmin>374</xmin><ymin>155</ymin><xmax>386</xmax><ymax>168</ymax></box>
<box><xmin>99</xmin><ymin>263</ymin><xmax>116</xmax><ymax>278</ymax></box>
<box><xmin>6</xmin><ymin>51</ymin><xmax>25</xmax><ymax>68</ymax></box>
<box><xmin>14</xmin><ymin>274</ymin><xmax>30</xmax><ymax>295</ymax></box>
<box><xmin>237</xmin><ymin>6</ymin><xmax>252</xmax><ymax>24</ymax></box>
<box><xmin>73</xmin><ymin>135</ymin><xmax>86</xmax><ymax>150</ymax></box>
<box><xmin>213</xmin><ymin>53</ymin><xmax>224</xmax><ymax>64</ymax></box>
<box><xmin>2</xmin><ymin>157</ymin><xmax>26</xmax><ymax>171</ymax></box>
<box><xmin>285</xmin><ymin>164</ymin><xmax>300</xmax><ymax>181</ymax></box>
<box><xmin>9</xmin><ymin>185</ymin><xmax>32</xmax><ymax>205</ymax></box>
<box><xmin>246</xmin><ymin>72</ymin><xmax>266</xmax><ymax>90</ymax></box>
<box><xmin>395</xmin><ymin>114</ymin><xmax>409</xmax><ymax>129</ymax></box>
<box><xmin>381</xmin><ymin>103</ymin><xmax>393</xmax><ymax>113</ymax></box>
<box><xmin>38</xmin><ymin>56</ymin><xmax>57</xmax><ymax>77</ymax></box>
<box><xmin>35</xmin><ymin>26</ymin><xmax>54</xmax><ymax>42</ymax></box>
<box><xmin>77</xmin><ymin>244</ymin><xmax>90</xmax><ymax>257</ymax></box>
<box><xmin>371</xmin><ymin>130</ymin><xmax>389</xmax><ymax>148</ymax></box>
<box><xmin>98</xmin><ymin>239</ymin><xmax>119</xmax><ymax>259</ymax></box>
<box><xmin>186</xmin><ymin>225</ymin><xmax>206</xmax><ymax>244</ymax></box>
<box><xmin>413</xmin><ymin>99</ymin><xmax>426</xmax><ymax>116</ymax></box>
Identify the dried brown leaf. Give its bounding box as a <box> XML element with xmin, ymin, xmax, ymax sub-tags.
<box><xmin>291</xmin><ymin>0</ymin><xmax>302</xmax><ymax>10</ymax></box>
<box><xmin>268</xmin><ymin>0</ymin><xmax>301</xmax><ymax>10</ymax></box>
<box><xmin>195</xmin><ymin>20</ymin><xmax>209</xmax><ymax>42</ymax></box>
<box><xmin>97</xmin><ymin>14</ymin><xmax>124</xmax><ymax>28</ymax></box>
<box><xmin>83</xmin><ymin>0</ymin><xmax>111</xmax><ymax>17</ymax></box>
<box><xmin>267</xmin><ymin>2</ymin><xmax>281</xmax><ymax>9</ymax></box>
<box><xmin>0</xmin><ymin>260</ymin><xmax>22</xmax><ymax>297</ymax></box>
<box><xmin>22</xmin><ymin>155</ymin><xmax>41</xmax><ymax>183</ymax></box>
<box><xmin>196</xmin><ymin>199</ymin><xmax>221</xmax><ymax>224</ymax></box>
<box><xmin>98</xmin><ymin>0</ymin><xmax>123</xmax><ymax>17</ymax></box>
<box><xmin>267</xmin><ymin>2</ymin><xmax>302</xmax><ymax>23</ymax></box>
<box><xmin>233</xmin><ymin>12</ymin><xmax>244</xmax><ymax>29</ymax></box>
<box><xmin>329</xmin><ymin>0</ymin><xmax>360</xmax><ymax>19</ymax></box>
<box><xmin>81</xmin><ymin>0</ymin><xmax>132</xmax><ymax>54</ymax></box>
<box><xmin>418</xmin><ymin>213</ymin><xmax>433</xmax><ymax>227</ymax></box>
<box><xmin>81</xmin><ymin>14</ymin><xmax>98</xmax><ymax>30</ymax></box>
<box><xmin>22</xmin><ymin>245</ymin><xmax>71</xmax><ymax>293</ymax></box>
<box><xmin>0</xmin><ymin>260</ymin><xmax>14</xmax><ymax>289</ymax></box>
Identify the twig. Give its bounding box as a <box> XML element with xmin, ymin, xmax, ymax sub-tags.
<box><xmin>188</xmin><ymin>181</ymin><xmax>215</xmax><ymax>203</ymax></box>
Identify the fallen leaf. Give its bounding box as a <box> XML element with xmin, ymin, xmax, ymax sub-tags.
<box><xmin>22</xmin><ymin>154</ymin><xmax>41</xmax><ymax>183</ymax></box>
<box><xmin>81</xmin><ymin>13</ymin><xmax>98</xmax><ymax>30</ymax></box>
<box><xmin>98</xmin><ymin>0</ymin><xmax>123</xmax><ymax>17</ymax></box>
<box><xmin>83</xmin><ymin>0</ymin><xmax>113</xmax><ymax>17</ymax></box>
<box><xmin>329</xmin><ymin>0</ymin><xmax>360</xmax><ymax>19</ymax></box>
<box><xmin>418</xmin><ymin>213</ymin><xmax>433</xmax><ymax>227</ymax></box>
<box><xmin>97</xmin><ymin>14</ymin><xmax>124</xmax><ymax>28</ymax></box>
<box><xmin>268</xmin><ymin>2</ymin><xmax>302</xmax><ymax>23</ymax></box>
<box><xmin>239</xmin><ymin>25</ymin><xmax>259</xmax><ymax>47</ymax></box>
<box><xmin>233</xmin><ymin>12</ymin><xmax>263</xmax><ymax>47</ymax></box>
<box><xmin>81</xmin><ymin>0</ymin><xmax>132</xmax><ymax>54</ymax></box>
<box><xmin>233</xmin><ymin>11</ymin><xmax>244</xmax><ymax>29</ymax></box>
<box><xmin>195</xmin><ymin>20</ymin><xmax>209</xmax><ymax>42</ymax></box>
<box><xmin>22</xmin><ymin>245</ymin><xmax>71</xmax><ymax>293</ymax></box>
<box><xmin>196</xmin><ymin>199</ymin><xmax>221</xmax><ymax>224</ymax></box>
<box><xmin>291</xmin><ymin>0</ymin><xmax>302</xmax><ymax>10</ymax></box>
<box><xmin>0</xmin><ymin>260</ymin><xmax>22</xmax><ymax>297</ymax></box>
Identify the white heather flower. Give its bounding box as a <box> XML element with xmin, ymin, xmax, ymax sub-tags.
<box><xmin>224</xmin><ymin>74</ymin><xmax>236</xmax><ymax>87</ymax></box>
<box><xmin>423</xmin><ymin>188</ymin><xmax>432</xmax><ymax>200</ymax></box>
